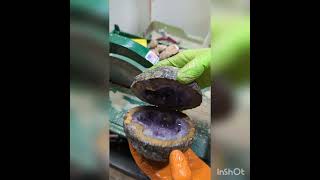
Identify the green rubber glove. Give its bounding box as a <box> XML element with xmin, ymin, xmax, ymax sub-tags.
<box><xmin>150</xmin><ymin>16</ymin><xmax>250</xmax><ymax>88</ymax></box>
<box><xmin>150</xmin><ymin>48</ymin><xmax>211</xmax><ymax>89</ymax></box>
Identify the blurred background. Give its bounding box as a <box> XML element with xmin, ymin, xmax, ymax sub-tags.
<box><xmin>211</xmin><ymin>0</ymin><xmax>250</xmax><ymax>180</ymax></box>
<box><xmin>70</xmin><ymin>0</ymin><xmax>109</xmax><ymax>179</ymax></box>
<box><xmin>109</xmin><ymin>0</ymin><xmax>210</xmax><ymax>40</ymax></box>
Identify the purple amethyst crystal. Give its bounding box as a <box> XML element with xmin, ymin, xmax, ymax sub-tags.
<box><xmin>131</xmin><ymin>66</ymin><xmax>202</xmax><ymax>110</ymax></box>
<box><xmin>123</xmin><ymin>106</ymin><xmax>196</xmax><ymax>162</ymax></box>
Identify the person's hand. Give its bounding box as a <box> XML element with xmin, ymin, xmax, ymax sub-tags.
<box><xmin>150</xmin><ymin>16</ymin><xmax>250</xmax><ymax>88</ymax></box>
<box><xmin>150</xmin><ymin>48</ymin><xmax>211</xmax><ymax>89</ymax></box>
<box><xmin>129</xmin><ymin>143</ymin><xmax>211</xmax><ymax>180</ymax></box>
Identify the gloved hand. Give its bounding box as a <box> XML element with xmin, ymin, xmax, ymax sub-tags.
<box><xmin>150</xmin><ymin>16</ymin><xmax>250</xmax><ymax>88</ymax></box>
<box><xmin>150</xmin><ymin>48</ymin><xmax>211</xmax><ymax>89</ymax></box>
<box><xmin>129</xmin><ymin>143</ymin><xmax>211</xmax><ymax>180</ymax></box>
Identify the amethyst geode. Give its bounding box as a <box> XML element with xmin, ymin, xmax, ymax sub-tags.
<box><xmin>130</xmin><ymin>66</ymin><xmax>202</xmax><ymax>110</ymax></box>
<box><xmin>124</xmin><ymin>106</ymin><xmax>195</xmax><ymax>162</ymax></box>
<box><xmin>124</xmin><ymin>66</ymin><xmax>201</xmax><ymax>162</ymax></box>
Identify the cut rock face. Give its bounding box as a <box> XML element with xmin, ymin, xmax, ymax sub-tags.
<box><xmin>131</xmin><ymin>66</ymin><xmax>202</xmax><ymax>111</ymax></box>
<box><xmin>124</xmin><ymin>106</ymin><xmax>195</xmax><ymax>162</ymax></box>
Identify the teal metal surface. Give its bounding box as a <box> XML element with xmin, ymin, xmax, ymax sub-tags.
<box><xmin>110</xmin><ymin>33</ymin><xmax>149</xmax><ymax>57</ymax></box>
<box><xmin>108</xmin><ymin>83</ymin><xmax>211</xmax><ymax>161</ymax></box>
<box><xmin>109</xmin><ymin>33</ymin><xmax>159</xmax><ymax>87</ymax></box>
<box><xmin>110</xmin><ymin>53</ymin><xmax>146</xmax><ymax>72</ymax></box>
<box><xmin>110</xmin><ymin>33</ymin><xmax>157</xmax><ymax>68</ymax></box>
<box><xmin>112</xmin><ymin>24</ymin><xmax>146</xmax><ymax>40</ymax></box>
<box><xmin>109</xmin><ymin>52</ymin><xmax>147</xmax><ymax>88</ymax></box>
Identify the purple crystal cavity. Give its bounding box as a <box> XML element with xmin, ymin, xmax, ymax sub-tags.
<box><xmin>131</xmin><ymin>66</ymin><xmax>202</xmax><ymax>110</ymax></box>
<box><xmin>140</xmin><ymin>80</ymin><xmax>195</xmax><ymax>108</ymax></box>
<box><xmin>132</xmin><ymin>108</ymin><xmax>189</xmax><ymax>140</ymax></box>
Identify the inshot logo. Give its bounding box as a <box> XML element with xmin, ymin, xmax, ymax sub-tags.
<box><xmin>217</xmin><ymin>168</ymin><xmax>245</xmax><ymax>176</ymax></box>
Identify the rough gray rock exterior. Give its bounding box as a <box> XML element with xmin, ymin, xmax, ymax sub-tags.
<box><xmin>126</xmin><ymin>132</ymin><xmax>194</xmax><ymax>162</ymax></box>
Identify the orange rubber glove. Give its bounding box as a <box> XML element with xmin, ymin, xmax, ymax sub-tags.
<box><xmin>129</xmin><ymin>143</ymin><xmax>211</xmax><ymax>180</ymax></box>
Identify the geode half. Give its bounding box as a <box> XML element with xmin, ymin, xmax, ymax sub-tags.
<box><xmin>131</xmin><ymin>66</ymin><xmax>202</xmax><ymax>110</ymax></box>
<box><xmin>124</xmin><ymin>106</ymin><xmax>195</xmax><ymax>162</ymax></box>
